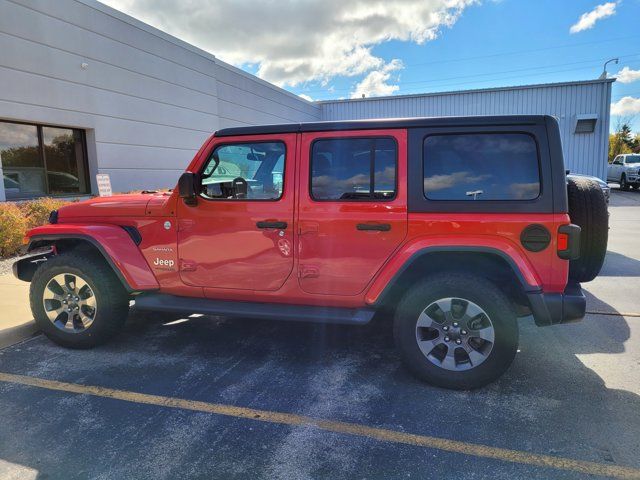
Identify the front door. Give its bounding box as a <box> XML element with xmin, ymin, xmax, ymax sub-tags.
<box><xmin>177</xmin><ymin>134</ymin><xmax>296</xmax><ymax>291</ymax></box>
<box><xmin>297</xmin><ymin>130</ymin><xmax>408</xmax><ymax>296</ymax></box>
<box><xmin>608</xmin><ymin>156</ymin><xmax>622</xmax><ymax>181</ymax></box>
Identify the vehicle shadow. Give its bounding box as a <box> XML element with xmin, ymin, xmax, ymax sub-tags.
<box><xmin>598</xmin><ymin>250</ymin><xmax>640</xmax><ymax>277</ymax></box>
<box><xmin>122</xmin><ymin>293</ymin><xmax>640</xmax><ymax>475</ymax></box>
<box><xmin>0</xmin><ymin>296</ymin><xmax>637</xmax><ymax>479</ymax></box>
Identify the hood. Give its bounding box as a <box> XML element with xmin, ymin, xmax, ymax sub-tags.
<box><xmin>57</xmin><ymin>193</ymin><xmax>164</xmax><ymax>219</ymax></box>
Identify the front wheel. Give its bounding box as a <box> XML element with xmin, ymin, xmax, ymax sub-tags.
<box><xmin>394</xmin><ymin>273</ymin><xmax>519</xmax><ymax>390</ymax></box>
<box><xmin>620</xmin><ymin>175</ymin><xmax>629</xmax><ymax>191</ymax></box>
<box><xmin>30</xmin><ymin>252</ymin><xmax>130</xmax><ymax>349</ymax></box>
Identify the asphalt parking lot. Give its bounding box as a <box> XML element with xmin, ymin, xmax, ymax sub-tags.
<box><xmin>1</xmin><ymin>189</ymin><xmax>639</xmax><ymax>480</ymax></box>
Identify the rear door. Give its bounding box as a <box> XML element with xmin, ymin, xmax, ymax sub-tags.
<box><xmin>297</xmin><ymin>129</ymin><xmax>408</xmax><ymax>296</ymax></box>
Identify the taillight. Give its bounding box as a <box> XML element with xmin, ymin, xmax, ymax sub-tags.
<box><xmin>557</xmin><ymin>233</ymin><xmax>568</xmax><ymax>251</ymax></box>
<box><xmin>557</xmin><ymin>224</ymin><xmax>580</xmax><ymax>260</ymax></box>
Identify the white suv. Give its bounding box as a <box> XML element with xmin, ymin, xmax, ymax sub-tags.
<box><xmin>607</xmin><ymin>154</ymin><xmax>640</xmax><ymax>190</ymax></box>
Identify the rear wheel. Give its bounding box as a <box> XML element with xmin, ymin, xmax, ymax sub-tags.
<box><xmin>394</xmin><ymin>273</ymin><xmax>518</xmax><ymax>390</ymax></box>
<box><xmin>30</xmin><ymin>252</ymin><xmax>129</xmax><ymax>348</ymax></box>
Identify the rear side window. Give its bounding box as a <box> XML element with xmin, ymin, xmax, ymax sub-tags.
<box><xmin>311</xmin><ymin>137</ymin><xmax>397</xmax><ymax>201</ymax></box>
<box><xmin>423</xmin><ymin>133</ymin><xmax>540</xmax><ymax>201</ymax></box>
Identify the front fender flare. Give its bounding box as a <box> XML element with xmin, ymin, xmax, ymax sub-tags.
<box><xmin>25</xmin><ymin>224</ymin><xmax>159</xmax><ymax>292</ymax></box>
<box><xmin>365</xmin><ymin>237</ymin><xmax>542</xmax><ymax>305</ymax></box>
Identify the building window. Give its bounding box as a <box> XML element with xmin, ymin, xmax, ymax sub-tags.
<box><xmin>423</xmin><ymin>133</ymin><xmax>540</xmax><ymax>201</ymax></box>
<box><xmin>310</xmin><ymin>137</ymin><xmax>397</xmax><ymax>201</ymax></box>
<box><xmin>575</xmin><ymin>115</ymin><xmax>598</xmax><ymax>134</ymax></box>
<box><xmin>0</xmin><ymin>120</ymin><xmax>89</xmax><ymax>199</ymax></box>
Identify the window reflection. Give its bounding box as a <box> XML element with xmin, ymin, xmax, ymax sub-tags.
<box><xmin>0</xmin><ymin>121</ymin><xmax>88</xmax><ymax>199</ymax></box>
<box><xmin>311</xmin><ymin>138</ymin><xmax>397</xmax><ymax>201</ymax></box>
<box><xmin>43</xmin><ymin>127</ymin><xmax>85</xmax><ymax>195</ymax></box>
<box><xmin>0</xmin><ymin>122</ymin><xmax>44</xmax><ymax>199</ymax></box>
<box><xmin>423</xmin><ymin>133</ymin><xmax>540</xmax><ymax>201</ymax></box>
<box><xmin>201</xmin><ymin>142</ymin><xmax>285</xmax><ymax>200</ymax></box>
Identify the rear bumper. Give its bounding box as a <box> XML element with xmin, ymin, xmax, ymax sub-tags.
<box><xmin>528</xmin><ymin>282</ymin><xmax>586</xmax><ymax>326</ymax></box>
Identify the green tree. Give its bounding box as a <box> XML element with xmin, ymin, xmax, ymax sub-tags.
<box><xmin>609</xmin><ymin>133</ymin><xmax>631</xmax><ymax>162</ymax></box>
<box><xmin>609</xmin><ymin>121</ymin><xmax>635</xmax><ymax>162</ymax></box>
<box><xmin>632</xmin><ymin>133</ymin><xmax>640</xmax><ymax>153</ymax></box>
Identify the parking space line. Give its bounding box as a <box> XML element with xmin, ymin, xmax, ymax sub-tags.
<box><xmin>1</xmin><ymin>372</ymin><xmax>639</xmax><ymax>479</ymax></box>
<box><xmin>586</xmin><ymin>310</ymin><xmax>640</xmax><ymax>318</ymax></box>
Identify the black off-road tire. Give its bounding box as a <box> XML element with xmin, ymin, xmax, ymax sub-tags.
<box><xmin>393</xmin><ymin>273</ymin><xmax>519</xmax><ymax>390</ymax></box>
<box><xmin>567</xmin><ymin>177</ymin><xmax>608</xmax><ymax>283</ymax></box>
<box><xmin>30</xmin><ymin>252</ymin><xmax>129</xmax><ymax>349</ymax></box>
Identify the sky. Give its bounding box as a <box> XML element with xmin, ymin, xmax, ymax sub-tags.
<box><xmin>100</xmin><ymin>0</ymin><xmax>640</xmax><ymax>133</ymax></box>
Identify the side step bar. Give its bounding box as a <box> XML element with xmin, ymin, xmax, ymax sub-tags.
<box><xmin>134</xmin><ymin>293</ymin><xmax>376</xmax><ymax>325</ymax></box>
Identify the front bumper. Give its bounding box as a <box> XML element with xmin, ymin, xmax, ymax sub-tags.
<box><xmin>12</xmin><ymin>251</ymin><xmax>52</xmax><ymax>283</ymax></box>
<box><xmin>627</xmin><ymin>175</ymin><xmax>639</xmax><ymax>184</ymax></box>
<box><xmin>528</xmin><ymin>282</ymin><xmax>586</xmax><ymax>326</ymax></box>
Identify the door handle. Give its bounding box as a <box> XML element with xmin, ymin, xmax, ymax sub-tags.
<box><xmin>356</xmin><ymin>223</ymin><xmax>391</xmax><ymax>231</ymax></box>
<box><xmin>257</xmin><ymin>221</ymin><xmax>288</xmax><ymax>229</ymax></box>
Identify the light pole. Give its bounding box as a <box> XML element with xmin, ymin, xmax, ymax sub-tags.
<box><xmin>599</xmin><ymin>58</ymin><xmax>619</xmax><ymax>79</ymax></box>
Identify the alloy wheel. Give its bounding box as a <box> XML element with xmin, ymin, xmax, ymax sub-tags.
<box><xmin>42</xmin><ymin>273</ymin><xmax>97</xmax><ymax>332</ymax></box>
<box><xmin>415</xmin><ymin>297</ymin><xmax>495</xmax><ymax>371</ymax></box>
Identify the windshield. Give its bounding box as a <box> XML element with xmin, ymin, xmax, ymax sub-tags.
<box><xmin>626</xmin><ymin>155</ymin><xmax>640</xmax><ymax>164</ymax></box>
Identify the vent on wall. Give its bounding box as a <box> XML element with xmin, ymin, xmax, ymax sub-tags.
<box><xmin>575</xmin><ymin>114</ymin><xmax>598</xmax><ymax>134</ymax></box>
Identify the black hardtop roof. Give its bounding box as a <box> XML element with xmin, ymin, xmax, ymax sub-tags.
<box><xmin>214</xmin><ymin>115</ymin><xmax>552</xmax><ymax>137</ymax></box>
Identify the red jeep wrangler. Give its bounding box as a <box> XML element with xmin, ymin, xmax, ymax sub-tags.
<box><xmin>14</xmin><ymin>116</ymin><xmax>608</xmax><ymax>389</ymax></box>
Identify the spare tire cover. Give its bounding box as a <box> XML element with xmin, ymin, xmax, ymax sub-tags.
<box><xmin>567</xmin><ymin>177</ymin><xmax>609</xmax><ymax>283</ymax></box>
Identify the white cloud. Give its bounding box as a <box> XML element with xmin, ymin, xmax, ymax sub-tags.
<box><xmin>298</xmin><ymin>94</ymin><xmax>314</xmax><ymax>102</ymax></box>
<box><xmin>423</xmin><ymin>171</ymin><xmax>491</xmax><ymax>192</ymax></box>
<box><xmin>569</xmin><ymin>2</ymin><xmax>617</xmax><ymax>33</ymax></box>
<box><xmin>351</xmin><ymin>59</ymin><xmax>403</xmax><ymax>98</ymax></box>
<box><xmin>611</xmin><ymin>96</ymin><xmax>640</xmax><ymax>116</ymax></box>
<box><xmin>100</xmin><ymin>0</ymin><xmax>476</xmax><ymax>87</ymax></box>
<box><xmin>615</xmin><ymin>66</ymin><xmax>640</xmax><ymax>84</ymax></box>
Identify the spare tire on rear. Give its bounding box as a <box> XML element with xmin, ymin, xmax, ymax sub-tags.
<box><xmin>567</xmin><ymin>177</ymin><xmax>608</xmax><ymax>283</ymax></box>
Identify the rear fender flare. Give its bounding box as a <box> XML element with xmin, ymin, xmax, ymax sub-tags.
<box><xmin>25</xmin><ymin>224</ymin><xmax>159</xmax><ymax>292</ymax></box>
<box><xmin>366</xmin><ymin>239</ymin><xmax>542</xmax><ymax>305</ymax></box>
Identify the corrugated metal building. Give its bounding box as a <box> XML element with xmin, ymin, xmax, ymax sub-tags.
<box><xmin>320</xmin><ymin>79</ymin><xmax>614</xmax><ymax>181</ymax></box>
<box><xmin>0</xmin><ymin>0</ymin><xmax>612</xmax><ymax>201</ymax></box>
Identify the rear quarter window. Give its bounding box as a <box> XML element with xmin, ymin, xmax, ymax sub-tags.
<box><xmin>423</xmin><ymin>133</ymin><xmax>540</xmax><ymax>201</ymax></box>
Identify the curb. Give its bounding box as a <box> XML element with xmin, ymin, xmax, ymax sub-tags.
<box><xmin>0</xmin><ymin>321</ymin><xmax>40</xmax><ymax>349</ymax></box>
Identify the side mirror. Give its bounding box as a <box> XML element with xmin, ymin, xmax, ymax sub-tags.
<box><xmin>178</xmin><ymin>172</ymin><xmax>199</xmax><ymax>206</ymax></box>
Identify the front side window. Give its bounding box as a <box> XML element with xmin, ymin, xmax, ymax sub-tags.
<box><xmin>201</xmin><ymin>142</ymin><xmax>285</xmax><ymax>200</ymax></box>
<box><xmin>0</xmin><ymin>120</ymin><xmax>88</xmax><ymax>199</ymax></box>
<box><xmin>310</xmin><ymin>137</ymin><xmax>397</xmax><ymax>201</ymax></box>
<box><xmin>423</xmin><ymin>133</ymin><xmax>540</xmax><ymax>201</ymax></box>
